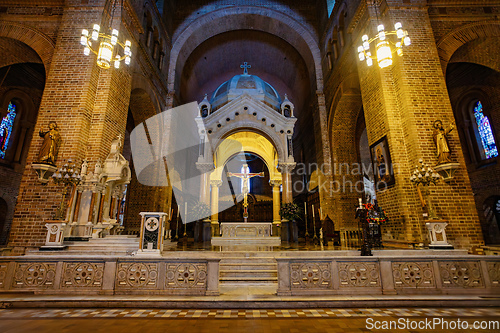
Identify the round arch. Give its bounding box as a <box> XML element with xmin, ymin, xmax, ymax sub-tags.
<box><xmin>167</xmin><ymin>6</ymin><xmax>324</xmax><ymax>93</ymax></box>
<box><xmin>211</xmin><ymin>122</ymin><xmax>287</xmax><ymax>164</ymax></box>
<box><xmin>0</xmin><ymin>21</ymin><xmax>55</xmax><ymax>77</ymax></box>
<box><xmin>436</xmin><ymin>20</ymin><xmax>500</xmax><ymax>73</ymax></box>
<box><xmin>212</xmin><ymin>131</ymin><xmax>281</xmax><ymax>182</ymax></box>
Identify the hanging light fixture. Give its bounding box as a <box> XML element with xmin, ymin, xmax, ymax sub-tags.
<box><xmin>357</xmin><ymin>21</ymin><xmax>410</xmax><ymax>69</ymax></box>
<box><xmin>80</xmin><ymin>0</ymin><xmax>132</xmax><ymax>69</ymax></box>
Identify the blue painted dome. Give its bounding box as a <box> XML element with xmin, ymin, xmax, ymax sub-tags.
<box><xmin>210</xmin><ymin>73</ymin><xmax>281</xmax><ymax>111</ymax></box>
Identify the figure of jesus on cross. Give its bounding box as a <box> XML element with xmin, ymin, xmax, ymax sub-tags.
<box><xmin>227</xmin><ymin>164</ymin><xmax>264</xmax><ymax>222</ymax></box>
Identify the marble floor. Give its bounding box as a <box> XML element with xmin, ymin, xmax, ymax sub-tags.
<box><xmin>0</xmin><ymin>307</ymin><xmax>498</xmax><ymax>332</ymax></box>
<box><xmin>163</xmin><ymin>239</ymin><xmax>364</xmax><ymax>252</ymax></box>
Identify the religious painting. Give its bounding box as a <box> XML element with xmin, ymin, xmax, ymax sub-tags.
<box><xmin>370</xmin><ymin>136</ymin><xmax>395</xmax><ymax>188</ymax></box>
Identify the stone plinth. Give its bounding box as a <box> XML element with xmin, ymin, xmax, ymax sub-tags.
<box><xmin>40</xmin><ymin>220</ymin><xmax>67</xmax><ymax>249</ymax></box>
<box><xmin>138</xmin><ymin>212</ymin><xmax>168</xmax><ymax>255</ymax></box>
<box><xmin>426</xmin><ymin>221</ymin><xmax>453</xmax><ymax>249</ymax></box>
<box><xmin>211</xmin><ymin>222</ymin><xmax>281</xmax><ymax>246</ymax></box>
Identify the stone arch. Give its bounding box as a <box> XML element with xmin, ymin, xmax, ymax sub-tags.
<box><xmin>436</xmin><ymin>20</ymin><xmax>500</xmax><ymax>73</ymax></box>
<box><xmin>168</xmin><ymin>6</ymin><xmax>324</xmax><ymax>93</ymax></box>
<box><xmin>212</xmin><ymin>131</ymin><xmax>280</xmax><ymax>182</ymax></box>
<box><xmin>327</xmin><ymin>74</ymin><xmax>363</xmax><ymax>230</ymax></box>
<box><xmin>211</xmin><ymin>123</ymin><xmax>286</xmax><ymax>164</ymax></box>
<box><xmin>0</xmin><ymin>21</ymin><xmax>55</xmax><ymax>77</ymax></box>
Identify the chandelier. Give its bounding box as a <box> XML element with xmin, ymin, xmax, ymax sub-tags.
<box><xmin>357</xmin><ymin>22</ymin><xmax>411</xmax><ymax>68</ymax></box>
<box><xmin>80</xmin><ymin>0</ymin><xmax>131</xmax><ymax>69</ymax></box>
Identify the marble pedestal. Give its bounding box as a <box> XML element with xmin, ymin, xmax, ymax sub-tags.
<box><xmin>211</xmin><ymin>222</ymin><xmax>281</xmax><ymax>246</ymax></box>
<box><xmin>426</xmin><ymin>220</ymin><xmax>453</xmax><ymax>249</ymax></box>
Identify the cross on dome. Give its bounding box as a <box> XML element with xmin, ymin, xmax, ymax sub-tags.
<box><xmin>240</xmin><ymin>62</ymin><xmax>251</xmax><ymax>75</ymax></box>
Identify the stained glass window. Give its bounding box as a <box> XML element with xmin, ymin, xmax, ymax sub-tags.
<box><xmin>0</xmin><ymin>102</ymin><xmax>17</xmax><ymax>159</ymax></box>
<box><xmin>474</xmin><ymin>101</ymin><xmax>498</xmax><ymax>159</ymax></box>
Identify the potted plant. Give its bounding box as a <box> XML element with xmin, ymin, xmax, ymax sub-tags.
<box><xmin>279</xmin><ymin>202</ymin><xmax>302</xmax><ymax>242</ymax></box>
<box><xmin>188</xmin><ymin>202</ymin><xmax>211</xmax><ymax>243</ymax></box>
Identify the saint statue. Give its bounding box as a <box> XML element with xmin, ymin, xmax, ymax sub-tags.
<box><xmin>433</xmin><ymin>120</ymin><xmax>454</xmax><ymax>165</ymax></box>
<box><xmin>37</xmin><ymin>121</ymin><xmax>61</xmax><ymax>166</ymax></box>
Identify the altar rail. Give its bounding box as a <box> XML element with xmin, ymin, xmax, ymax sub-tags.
<box><xmin>0</xmin><ymin>257</ymin><xmax>220</xmax><ymax>296</ymax></box>
<box><xmin>276</xmin><ymin>256</ymin><xmax>500</xmax><ymax>296</ymax></box>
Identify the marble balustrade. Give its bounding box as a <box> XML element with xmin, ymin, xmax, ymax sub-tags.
<box><xmin>277</xmin><ymin>255</ymin><xmax>500</xmax><ymax>296</ymax></box>
<box><xmin>0</xmin><ymin>257</ymin><xmax>220</xmax><ymax>296</ymax></box>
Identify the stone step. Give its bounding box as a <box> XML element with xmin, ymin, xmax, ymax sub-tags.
<box><xmin>220</xmin><ymin>270</ymin><xmax>277</xmax><ymax>278</ymax></box>
<box><xmin>220</xmin><ymin>264</ymin><xmax>276</xmax><ymax>270</ymax></box>
<box><xmin>220</xmin><ymin>276</ymin><xmax>278</xmax><ymax>282</ymax></box>
<box><xmin>219</xmin><ymin>256</ymin><xmax>278</xmax><ymax>285</ymax></box>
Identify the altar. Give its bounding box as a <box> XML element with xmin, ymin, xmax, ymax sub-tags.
<box><xmin>211</xmin><ymin>222</ymin><xmax>281</xmax><ymax>246</ymax></box>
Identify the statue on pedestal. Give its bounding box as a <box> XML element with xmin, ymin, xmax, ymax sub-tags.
<box><xmin>37</xmin><ymin>121</ymin><xmax>61</xmax><ymax>166</ymax></box>
<box><xmin>433</xmin><ymin>120</ymin><xmax>454</xmax><ymax>165</ymax></box>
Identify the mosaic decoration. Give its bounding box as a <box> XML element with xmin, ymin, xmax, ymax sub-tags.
<box><xmin>61</xmin><ymin>262</ymin><xmax>104</xmax><ymax>288</ymax></box>
<box><xmin>338</xmin><ymin>262</ymin><xmax>380</xmax><ymax>287</ymax></box>
<box><xmin>165</xmin><ymin>263</ymin><xmax>207</xmax><ymax>289</ymax></box>
<box><xmin>439</xmin><ymin>261</ymin><xmax>484</xmax><ymax>288</ymax></box>
<box><xmin>290</xmin><ymin>262</ymin><xmax>331</xmax><ymax>289</ymax></box>
<box><xmin>116</xmin><ymin>262</ymin><xmax>158</xmax><ymax>288</ymax></box>
<box><xmin>12</xmin><ymin>262</ymin><xmax>57</xmax><ymax>288</ymax></box>
<box><xmin>392</xmin><ymin>262</ymin><xmax>435</xmax><ymax>288</ymax></box>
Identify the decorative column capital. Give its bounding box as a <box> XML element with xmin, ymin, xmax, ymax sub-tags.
<box><xmin>210</xmin><ymin>180</ymin><xmax>223</xmax><ymax>188</ymax></box>
<box><xmin>196</xmin><ymin>162</ymin><xmax>214</xmax><ymax>173</ymax></box>
<box><xmin>269</xmin><ymin>179</ymin><xmax>282</xmax><ymax>187</ymax></box>
<box><xmin>278</xmin><ymin>162</ymin><xmax>296</xmax><ymax>174</ymax></box>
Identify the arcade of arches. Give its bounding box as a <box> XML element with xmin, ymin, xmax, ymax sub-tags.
<box><xmin>0</xmin><ymin>0</ymin><xmax>499</xmax><ymax>257</ymax></box>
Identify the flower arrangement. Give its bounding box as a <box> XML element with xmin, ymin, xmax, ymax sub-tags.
<box><xmin>279</xmin><ymin>202</ymin><xmax>302</xmax><ymax>221</ymax></box>
<box><xmin>188</xmin><ymin>202</ymin><xmax>211</xmax><ymax>221</ymax></box>
<box><xmin>363</xmin><ymin>202</ymin><xmax>389</xmax><ymax>224</ymax></box>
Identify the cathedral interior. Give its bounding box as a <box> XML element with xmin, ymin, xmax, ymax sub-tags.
<box><xmin>0</xmin><ymin>0</ymin><xmax>499</xmax><ymax>322</ymax></box>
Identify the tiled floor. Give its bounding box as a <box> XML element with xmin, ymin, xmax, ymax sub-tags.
<box><xmin>0</xmin><ymin>307</ymin><xmax>498</xmax><ymax>318</ymax></box>
<box><xmin>0</xmin><ymin>308</ymin><xmax>498</xmax><ymax>333</ymax></box>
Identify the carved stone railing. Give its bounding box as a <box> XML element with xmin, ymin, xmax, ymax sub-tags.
<box><xmin>0</xmin><ymin>257</ymin><xmax>220</xmax><ymax>296</ymax></box>
<box><xmin>277</xmin><ymin>256</ymin><xmax>500</xmax><ymax>296</ymax></box>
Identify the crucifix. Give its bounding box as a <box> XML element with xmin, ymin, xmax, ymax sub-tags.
<box><xmin>227</xmin><ymin>164</ymin><xmax>264</xmax><ymax>222</ymax></box>
<box><xmin>240</xmin><ymin>62</ymin><xmax>251</xmax><ymax>75</ymax></box>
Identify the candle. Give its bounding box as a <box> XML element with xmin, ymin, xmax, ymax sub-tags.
<box><xmin>304</xmin><ymin>202</ymin><xmax>307</xmax><ymax>216</ymax></box>
<box><xmin>358</xmin><ymin>198</ymin><xmax>362</xmax><ymax>208</ymax></box>
<box><xmin>184</xmin><ymin>202</ymin><xmax>187</xmax><ymax>220</ymax></box>
<box><xmin>312</xmin><ymin>204</ymin><xmax>315</xmax><ymax>218</ymax></box>
<box><xmin>320</xmin><ymin>207</ymin><xmax>323</xmax><ymax>220</ymax></box>
<box><xmin>177</xmin><ymin>205</ymin><xmax>180</xmax><ymax>217</ymax></box>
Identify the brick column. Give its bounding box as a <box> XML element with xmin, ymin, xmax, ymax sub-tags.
<box><xmin>354</xmin><ymin>3</ymin><xmax>483</xmax><ymax>248</ymax></box>
<box><xmin>8</xmin><ymin>0</ymin><xmax>135</xmax><ymax>252</ymax></box>
<box><xmin>312</xmin><ymin>92</ymin><xmax>336</xmax><ymax>223</ymax></box>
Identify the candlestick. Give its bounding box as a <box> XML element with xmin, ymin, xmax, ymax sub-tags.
<box><xmin>304</xmin><ymin>202</ymin><xmax>309</xmax><ymax>237</ymax></box>
<box><xmin>183</xmin><ymin>202</ymin><xmax>188</xmax><ymax>237</ymax></box>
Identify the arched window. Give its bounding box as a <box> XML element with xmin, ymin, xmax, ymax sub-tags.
<box><xmin>326</xmin><ymin>0</ymin><xmax>335</xmax><ymax>18</ymax></box>
<box><xmin>472</xmin><ymin>101</ymin><xmax>498</xmax><ymax>160</ymax></box>
<box><xmin>0</xmin><ymin>102</ymin><xmax>17</xmax><ymax>159</ymax></box>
